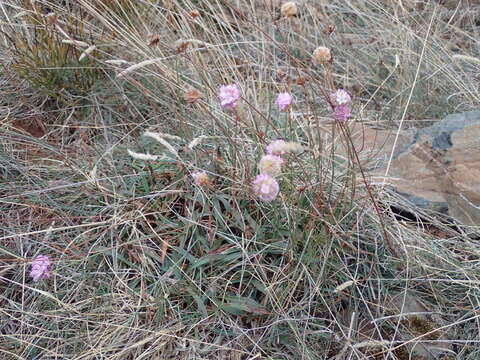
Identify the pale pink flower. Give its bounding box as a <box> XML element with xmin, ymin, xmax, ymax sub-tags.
<box><xmin>330</xmin><ymin>89</ymin><xmax>351</xmax><ymax>106</ymax></box>
<box><xmin>258</xmin><ymin>154</ymin><xmax>284</xmax><ymax>177</ymax></box>
<box><xmin>333</xmin><ymin>105</ymin><xmax>352</xmax><ymax>123</ymax></box>
<box><xmin>192</xmin><ymin>171</ymin><xmax>210</xmax><ymax>186</ymax></box>
<box><xmin>266</xmin><ymin>139</ymin><xmax>287</xmax><ymax>156</ymax></box>
<box><xmin>218</xmin><ymin>84</ymin><xmax>241</xmax><ymax>109</ymax></box>
<box><xmin>252</xmin><ymin>174</ymin><xmax>280</xmax><ymax>202</ymax></box>
<box><xmin>30</xmin><ymin>255</ymin><xmax>51</xmax><ymax>282</ymax></box>
<box><xmin>313</xmin><ymin>46</ymin><xmax>332</xmax><ymax>64</ymax></box>
<box><xmin>275</xmin><ymin>92</ymin><xmax>293</xmax><ymax>111</ymax></box>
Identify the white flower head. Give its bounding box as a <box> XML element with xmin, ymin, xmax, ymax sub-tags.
<box><xmin>330</xmin><ymin>89</ymin><xmax>351</xmax><ymax>106</ymax></box>
<box><xmin>258</xmin><ymin>154</ymin><xmax>284</xmax><ymax>177</ymax></box>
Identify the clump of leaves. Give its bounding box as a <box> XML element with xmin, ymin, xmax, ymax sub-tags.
<box><xmin>90</xmin><ymin>0</ymin><xmax>140</xmax><ymax>24</ymax></box>
<box><xmin>5</xmin><ymin>5</ymin><xmax>106</xmax><ymax>105</ymax></box>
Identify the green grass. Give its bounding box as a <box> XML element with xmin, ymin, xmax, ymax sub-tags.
<box><xmin>1</xmin><ymin>0</ymin><xmax>480</xmax><ymax>359</ymax></box>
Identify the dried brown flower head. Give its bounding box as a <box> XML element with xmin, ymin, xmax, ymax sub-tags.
<box><xmin>280</xmin><ymin>2</ymin><xmax>297</xmax><ymax>18</ymax></box>
<box><xmin>189</xmin><ymin>10</ymin><xmax>200</xmax><ymax>18</ymax></box>
<box><xmin>175</xmin><ymin>40</ymin><xmax>190</xmax><ymax>54</ymax></box>
<box><xmin>148</xmin><ymin>34</ymin><xmax>161</xmax><ymax>47</ymax></box>
<box><xmin>45</xmin><ymin>12</ymin><xmax>58</xmax><ymax>25</ymax></box>
<box><xmin>323</xmin><ymin>25</ymin><xmax>336</xmax><ymax>35</ymax></box>
<box><xmin>184</xmin><ymin>88</ymin><xmax>202</xmax><ymax>104</ymax></box>
<box><xmin>296</xmin><ymin>76</ymin><xmax>306</xmax><ymax>86</ymax></box>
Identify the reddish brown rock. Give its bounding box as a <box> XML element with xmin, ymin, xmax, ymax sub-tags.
<box><xmin>333</xmin><ymin>111</ymin><xmax>480</xmax><ymax>226</ymax></box>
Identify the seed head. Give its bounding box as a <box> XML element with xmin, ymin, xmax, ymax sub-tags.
<box><xmin>127</xmin><ymin>149</ymin><xmax>159</xmax><ymax>161</ymax></box>
<box><xmin>266</xmin><ymin>140</ymin><xmax>303</xmax><ymax>156</ymax></box>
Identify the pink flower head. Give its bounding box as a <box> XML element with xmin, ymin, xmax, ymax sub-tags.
<box><xmin>30</xmin><ymin>255</ymin><xmax>51</xmax><ymax>282</ymax></box>
<box><xmin>218</xmin><ymin>84</ymin><xmax>241</xmax><ymax>109</ymax></box>
<box><xmin>275</xmin><ymin>92</ymin><xmax>293</xmax><ymax>111</ymax></box>
<box><xmin>266</xmin><ymin>139</ymin><xmax>287</xmax><ymax>156</ymax></box>
<box><xmin>330</xmin><ymin>89</ymin><xmax>351</xmax><ymax>106</ymax></box>
<box><xmin>191</xmin><ymin>171</ymin><xmax>210</xmax><ymax>187</ymax></box>
<box><xmin>333</xmin><ymin>105</ymin><xmax>352</xmax><ymax>123</ymax></box>
<box><xmin>252</xmin><ymin>173</ymin><xmax>280</xmax><ymax>202</ymax></box>
<box><xmin>258</xmin><ymin>154</ymin><xmax>284</xmax><ymax>177</ymax></box>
